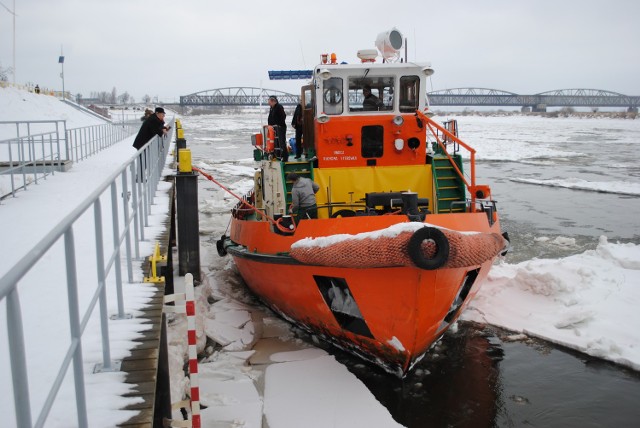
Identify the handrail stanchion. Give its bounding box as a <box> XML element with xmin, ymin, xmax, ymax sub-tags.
<box><xmin>8</xmin><ymin>140</ymin><xmax>16</xmax><ymax>197</ymax></box>
<box><xmin>93</xmin><ymin>199</ymin><xmax>113</xmax><ymax>371</ymax></box>
<box><xmin>63</xmin><ymin>228</ymin><xmax>89</xmax><ymax>428</ymax></box>
<box><xmin>139</xmin><ymin>148</ymin><xmax>147</xmax><ymax>227</ymax></box>
<box><xmin>19</xmin><ymin>136</ymin><xmax>26</xmax><ymax>191</ymax></box>
<box><xmin>122</xmin><ymin>171</ymin><xmax>134</xmax><ymax>283</ymax></box>
<box><xmin>110</xmin><ymin>183</ymin><xmax>126</xmax><ymax>318</ymax></box>
<box><xmin>130</xmin><ymin>162</ymin><xmax>141</xmax><ymax>257</ymax></box>
<box><xmin>7</xmin><ymin>288</ymin><xmax>33</xmax><ymax>428</ymax></box>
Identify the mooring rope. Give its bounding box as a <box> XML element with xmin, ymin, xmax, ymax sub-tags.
<box><xmin>192</xmin><ymin>166</ymin><xmax>296</xmax><ymax>234</ymax></box>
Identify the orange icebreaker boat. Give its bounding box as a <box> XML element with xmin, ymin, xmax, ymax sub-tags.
<box><xmin>216</xmin><ymin>29</ymin><xmax>509</xmax><ymax>376</ymax></box>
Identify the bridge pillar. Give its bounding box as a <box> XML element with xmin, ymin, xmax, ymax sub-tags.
<box><xmin>521</xmin><ymin>106</ymin><xmax>532</xmax><ymax>113</ymax></box>
<box><xmin>628</xmin><ymin>107</ymin><xmax>638</xmax><ymax>113</ymax></box>
<box><xmin>533</xmin><ymin>104</ymin><xmax>547</xmax><ymax>113</ymax></box>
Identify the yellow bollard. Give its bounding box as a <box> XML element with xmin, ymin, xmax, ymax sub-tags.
<box><xmin>144</xmin><ymin>242</ymin><xmax>167</xmax><ymax>283</ymax></box>
<box><xmin>178</xmin><ymin>148</ymin><xmax>192</xmax><ymax>173</ymax></box>
<box><xmin>177</xmin><ymin>128</ymin><xmax>185</xmax><ymax>139</ymax></box>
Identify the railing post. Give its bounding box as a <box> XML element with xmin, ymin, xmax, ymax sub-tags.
<box><xmin>74</xmin><ymin>128</ymin><xmax>79</xmax><ymax>162</ymax></box>
<box><xmin>29</xmin><ymin>136</ymin><xmax>38</xmax><ymax>185</ymax></box>
<box><xmin>63</xmin><ymin>228</ymin><xmax>89</xmax><ymax>428</ymax></box>
<box><xmin>121</xmin><ymin>171</ymin><xmax>134</xmax><ymax>282</ymax></box>
<box><xmin>8</xmin><ymin>139</ymin><xmax>16</xmax><ymax>197</ymax></box>
<box><xmin>19</xmin><ymin>135</ymin><xmax>27</xmax><ymax>191</ymax></box>
<box><xmin>49</xmin><ymin>134</ymin><xmax>55</xmax><ymax>176</ymax></box>
<box><xmin>130</xmin><ymin>162</ymin><xmax>142</xmax><ymax>257</ymax></box>
<box><xmin>110</xmin><ymin>183</ymin><xmax>126</xmax><ymax>318</ymax></box>
<box><xmin>143</xmin><ymin>148</ymin><xmax>150</xmax><ymax>226</ymax></box>
<box><xmin>137</xmin><ymin>153</ymin><xmax>149</xmax><ymax>232</ymax></box>
<box><xmin>7</xmin><ymin>287</ymin><xmax>33</xmax><ymax>428</ymax></box>
<box><xmin>93</xmin><ymin>200</ymin><xmax>113</xmax><ymax>371</ymax></box>
<box><xmin>81</xmin><ymin>127</ymin><xmax>87</xmax><ymax>160</ymax></box>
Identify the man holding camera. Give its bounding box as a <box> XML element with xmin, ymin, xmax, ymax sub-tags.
<box><xmin>133</xmin><ymin>107</ymin><xmax>170</xmax><ymax>150</ymax></box>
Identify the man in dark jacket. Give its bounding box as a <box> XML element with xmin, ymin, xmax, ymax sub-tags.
<box><xmin>267</xmin><ymin>96</ymin><xmax>288</xmax><ymax>161</ymax></box>
<box><xmin>133</xmin><ymin>107</ymin><xmax>169</xmax><ymax>150</ymax></box>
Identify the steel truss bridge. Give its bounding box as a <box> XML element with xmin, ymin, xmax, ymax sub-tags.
<box><xmin>179</xmin><ymin>87</ymin><xmax>300</xmax><ymax>107</ymax></box>
<box><xmin>427</xmin><ymin>88</ymin><xmax>640</xmax><ymax>111</ymax></box>
<box><xmin>179</xmin><ymin>87</ymin><xmax>640</xmax><ymax>111</ymax></box>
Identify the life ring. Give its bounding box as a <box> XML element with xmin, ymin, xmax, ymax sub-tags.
<box><xmin>407</xmin><ymin>227</ymin><xmax>449</xmax><ymax>270</ymax></box>
<box><xmin>331</xmin><ymin>209</ymin><xmax>356</xmax><ymax>218</ymax></box>
<box><xmin>265</xmin><ymin>126</ymin><xmax>275</xmax><ymax>152</ymax></box>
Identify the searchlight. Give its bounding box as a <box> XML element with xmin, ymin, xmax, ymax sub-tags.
<box><xmin>375</xmin><ymin>28</ymin><xmax>403</xmax><ymax>62</ymax></box>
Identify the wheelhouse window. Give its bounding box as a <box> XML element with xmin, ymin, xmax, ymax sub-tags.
<box><xmin>302</xmin><ymin>87</ymin><xmax>313</xmax><ymax>109</ymax></box>
<box><xmin>322</xmin><ymin>77</ymin><xmax>343</xmax><ymax>115</ymax></box>
<box><xmin>400</xmin><ymin>75</ymin><xmax>420</xmax><ymax>113</ymax></box>
<box><xmin>348</xmin><ymin>76</ymin><xmax>394</xmax><ymax>112</ymax></box>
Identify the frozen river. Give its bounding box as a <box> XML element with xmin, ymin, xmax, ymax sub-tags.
<box><xmin>181</xmin><ymin>112</ymin><xmax>640</xmax><ymax>427</ymax></box>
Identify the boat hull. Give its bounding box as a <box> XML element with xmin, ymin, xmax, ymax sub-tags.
<box><xmin>225</xmin><ymin>214</ymin><xmax>500</xmax><ymax>375</ymax></box>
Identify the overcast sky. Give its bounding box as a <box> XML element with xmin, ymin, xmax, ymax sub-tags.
<box><xmin>1</xmin><ymin>0</ymin><xmax>638</xmax><ymax>102</ymax></box>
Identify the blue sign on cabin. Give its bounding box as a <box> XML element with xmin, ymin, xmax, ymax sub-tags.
<box><xmin>268</xmin><ymin>70</ymin><xmax>313</xmax><ymax>80</ymax></box>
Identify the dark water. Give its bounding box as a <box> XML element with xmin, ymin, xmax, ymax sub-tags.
<box><xmin>182</xmin><ymin>113</ymin><xmax>640</xmax><ymax>427</ymax></box>
<box><xmin>328</xmin><ymin>322</ymin><xmax>640</xmax><ymax>427</ymax></box>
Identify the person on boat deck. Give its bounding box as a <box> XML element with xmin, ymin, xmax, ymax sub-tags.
<box><xmin>362</xmin><ymin>85</ymin><xmax>383</xmax><ymax>111</ymax></box>
<box><xmin>287</xmin><ymin>172</ymin><xmax>319</xmax><ymax>220</ymax></box>
<box><xmin>291</xmin><ymin>103</ymin><xmax>304</xmax><ymax>159</ymax></box>
<box><xmin>267</xmin><ymin>95</ymin><xmax>288</xmax><ymax>161</ymax></box>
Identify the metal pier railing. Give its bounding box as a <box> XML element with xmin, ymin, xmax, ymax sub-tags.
<box><xmin>0</xmin><ymin>121</ymin><xmax>173</xmax><ymax>427</ymax></box>
<box><xmin>0</xmin><ymin>120</ymin><xmax>139</xmax><ymax>200</ymax></box>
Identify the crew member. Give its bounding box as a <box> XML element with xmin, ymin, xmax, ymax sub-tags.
<box><xmin>287</xmin><ymin>172</ymin><xmax>319</xmax><ymax>220</ymax></box>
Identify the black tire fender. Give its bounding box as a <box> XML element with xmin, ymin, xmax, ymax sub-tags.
<box><xmin>407</xmin><ymin>227</ymin><xmax>449</xmax><ymax>270</ymax></box>
<box><xmin>330</xmin><ymin>209</ymin><xmax>357</xmax><ymax>218</ymax></box>
<box><xmin>216</xmin><ymin>236</ymin><xmax>228</xmax><ymax>257</ymax></box>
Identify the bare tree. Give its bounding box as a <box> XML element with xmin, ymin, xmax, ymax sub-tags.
<box><xmin>110</xmin><ymin>87</ymin><xmax>117</xmax><ymax>104</ymax></box>
<box><xmin>143</xmin><ymin>94</ymin><xmax>151</xmax><ymax>104</ymax></box>
<box><xmin>118</xmin><ymin>91</ymin><xmax>131</xmax><ymax>105</ymax></box>
<box><xmin>0</xmin><ymin>62</ymin><xmax>12</xmax><ymax>82</ymax></box>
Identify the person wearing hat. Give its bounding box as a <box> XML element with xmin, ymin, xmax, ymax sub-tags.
<box><xmin>133</xmin><ymin>107</ymin><xmax>170</xmax><ymax>150</ymax></box>
<box><xmin>287</xmin><ymin>172</ymin><xmax>319</xmax><ymax>220</ymax></box>
<box><xmin>362</xmin><ymin>85</ymin><xmax>383</xmax><ymax>111</ymax></box>
<box><xmin>267</xmin><ymin>96</ymin><xmax>288</xmax><ymax>161</ymax></box>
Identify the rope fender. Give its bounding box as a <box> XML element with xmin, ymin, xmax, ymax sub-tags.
<box><xmin>289</xmin><ymin>226</ymin><xmax>507</xmax><ymax>270</ymax></box>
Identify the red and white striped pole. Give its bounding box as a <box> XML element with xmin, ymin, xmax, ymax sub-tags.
<box><xmin>184</xmin><ymin>273</ymin><xmax>201</xmax><ymax>428</ymax></box>
<box><xmin>163</xmin><ymin>273</ymin><xmax>200</xmax><ymax>428</ymax></box>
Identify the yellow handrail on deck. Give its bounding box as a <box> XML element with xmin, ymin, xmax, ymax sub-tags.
<box><xmin>416</xmin><ymin>110</ymin><xmax>480</xmax><ymax>211</ymax></box>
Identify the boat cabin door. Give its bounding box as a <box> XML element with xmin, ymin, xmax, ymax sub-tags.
<box><xmin>301</xmin><ymin>85</ymin><xmax>315</xmax><ymax>158</ymax></box>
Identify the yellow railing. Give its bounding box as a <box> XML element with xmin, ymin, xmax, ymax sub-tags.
<box><xmin>144</xmin><ymin>242</ymin><xmax>166</xmax><ymax>283</ymax></box>
<box><xmin>416</xmin><ymin>110</ymin><xmax>485</xmax><ymax>211</ymax></box>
